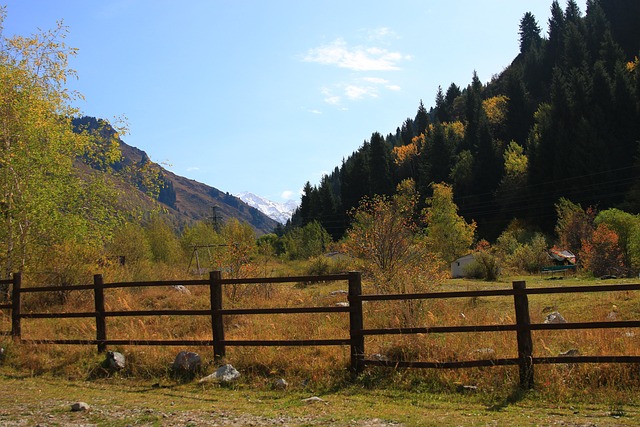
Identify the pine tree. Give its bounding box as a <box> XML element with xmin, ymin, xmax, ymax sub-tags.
<box><xmin>434</xmin><ymin>86</ymin><xmax>448</xmax><ymax>123</ymax></box>
<box><xmin>414</xmin><ymin>100</ymin><xmax>430</xmax><ymax>136</ymax></box>
<box><xmin>369</xmin><ymin>132</ymin><xmax>393</xmax><ymax>196</ymax></box>
<box><xmin>519</xmin><ymin>12</ymin><xmax>542</xmax><ymax>54</ymax></box>
<box><xmin>445</xmin><ymin>83</ymin><xmax>462</xmax><ymax>121</ymax></box>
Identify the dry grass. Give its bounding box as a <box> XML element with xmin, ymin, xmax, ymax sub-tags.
<box><xmin>1</xmin><ymin>267</ymin><xmax>639</xmax><ymax>403</ymax></box>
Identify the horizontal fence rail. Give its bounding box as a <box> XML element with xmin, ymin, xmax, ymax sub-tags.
<box><xmin>4</xmin><ymin>271</ymin><xmax>640</xmax><ymax>389</ymax></box>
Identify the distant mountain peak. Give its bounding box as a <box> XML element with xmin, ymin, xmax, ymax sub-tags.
<box><xmin>236</xmin><ymin>192</ymin><xmax>298</xmax><ymax>225</ymax></box>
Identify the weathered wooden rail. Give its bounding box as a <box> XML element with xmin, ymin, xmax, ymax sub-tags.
<box><xmin>2</xmin><ymin>271</ymin><xmax>640</xmax><ymax>389</ymax></box>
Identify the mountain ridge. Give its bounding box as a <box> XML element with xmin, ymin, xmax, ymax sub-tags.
<box><xmin>235</xmin><ymin>191</ymin><xmax>298</xmax><ymax>225</ymax></box>
<box><xmin>75</xmin><ymin>116</ymin><xmax>279</xmax><ymax>235</ymax></box>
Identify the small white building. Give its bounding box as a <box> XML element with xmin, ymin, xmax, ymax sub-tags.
<box><xmin>451</xmin><ymin>253</ymin><xmax>475</xmax><ymax>278</ymax></box>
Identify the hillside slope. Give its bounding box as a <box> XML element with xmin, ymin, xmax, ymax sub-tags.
<box><xmin>76</xmin><ymin>116</ymin><xmax>279</xmax><ymax>235</ymax></box>
<box><xmin>118</xmin><ymin>140</ymin><xmax>279</xmax><ymax>235</ymax></box>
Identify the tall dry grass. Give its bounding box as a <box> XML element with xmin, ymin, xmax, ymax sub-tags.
<box><xmin>1</xmin><ymin>266</ymin><xmax>639</xmax><ymax>399</ymax></box>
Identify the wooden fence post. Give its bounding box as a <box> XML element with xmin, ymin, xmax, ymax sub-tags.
<box><xmin>210</xmin><ymin>270</ymin><xmax>225</xmax><ymax>360</ymax></box>
<box><xmin>348</xmin><ymin>271</ymin><xmax>364</xmax><ymax>375</ymax></box>
<box><xmin>94</xmin><ymin>274</ymin><xmax>107</xmax><ymax>353</ymax></box>
<box><xmin>513</xmin><ymin>280</ymin><xmax>534</xmax><ymax>389</ymax></box>
<box><xmin>11</xmin><ymin>272</ymin><xmax>21</xmax><ymax>343</ymax></box>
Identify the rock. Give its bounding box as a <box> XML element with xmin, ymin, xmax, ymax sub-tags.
<box><xmin>199</xmin><ymin>364</ymin><xmax>240</xmax><ymax>383</ymax></box>
<box><xmin>71</xmin><ymin>402</ymin><xmax>90</xmax><ymax>412</ymax></box>
<box><xmin>172</xmin><ymin>351</ymin><xmax>202</xmax><ymax>373</ymax></box>
<box><xmin>173</xmin><ymin>285</ymin><xmax>191</xmax><ymax>295</ymax></box>
<box><xmin>335</xmin><ymin>302</ymin><xmax>349</xmax><ymax>307</ymax></box>
<box><xmin>456</xmin><ymin>384</ymin><xmax>478</xmax><ymax>393</ymax></box>
<box><xmin>607</xmin><ymin>311</ymin><xmax>617</xmax><ymax>320</ymax></box>
<box><xmin>106</xmin><ymin>351</ymin><xmax>125</xmax><ymax>371</ymax></box>
<box><xmin>274</xmin><ymin>378</ymin><xmax>288</xmax><ymax>390</ymax></box>
<box><xmin>544</xmin><ymin>311</ymin><xmax>567</xmax><ymax>324</ymax></box>
<box><xmin>559</xmin><ymin>349</ymin><xmax>579</xmax><ymax>357</ymax></box>
<box><xmin>330</xmin><ymin>290</ymin><xmax>348</xmax><ymax>296</ymax></box>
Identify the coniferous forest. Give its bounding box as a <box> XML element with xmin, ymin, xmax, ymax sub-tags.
<box><xmin>290</xmin><ymin>0</ymin><xmax>640</xmax><ymax>243</ymax></box>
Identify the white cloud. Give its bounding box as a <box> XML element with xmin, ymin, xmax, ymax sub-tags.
<box><xmin>321</xmin><ymin>77</ymin><xmax>400</xmax><ymax>106</ymax></box>
<box><xmin>303</xmin><ymin>38</ymin><xmax>408</xmax><ymax>71</ymax></box>
<box><xmin>345</xmin><ymin>84</ymin><xmax>377</xmax><ymax>100</ymax></box>
<box><xmin>186</xmin><ymin>166</ymin><xmax>200</xmax><ymax>172</ymax></box>
<box><xmin>321</xmin><ymin>87</ymin><xmax>341</xmax><ymax>105</ymax></box>
<box><xmin>303</xmin><ymin>32</ymin><xmax>407</xmax><ymax>107</ymax></box>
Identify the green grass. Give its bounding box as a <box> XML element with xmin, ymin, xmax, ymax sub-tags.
<box><xmin>0</xmin><ymin>371</ymin><xmax>638</xmax><ymax>426</ymax></box>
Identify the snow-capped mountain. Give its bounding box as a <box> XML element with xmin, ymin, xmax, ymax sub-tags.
<box><xmin>236</xmin><ymin>192</ymin><xmax>298</xmax><ymax>225</ymax></box>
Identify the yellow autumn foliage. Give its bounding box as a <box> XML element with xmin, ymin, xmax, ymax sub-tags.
<box><xmin>482</xmin><ymin>95</ymin><xmax>509</xmax><ymax>128</ymax></box>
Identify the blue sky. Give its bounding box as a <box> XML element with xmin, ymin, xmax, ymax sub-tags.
<box><xmin>2</xmin><ymin>1</ymin><xmax>586</xmax><ymax>203</ymax></box>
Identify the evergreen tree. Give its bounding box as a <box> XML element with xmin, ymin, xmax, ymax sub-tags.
<box><xmin>369</xmin><ymin>132</ymin><xmax>393</xmax><ymax>197</ymax></box>
<box><xmin>445</xmin><ymin>83</ymin><xmax>463</xmax><ymax>121</ymax></box>
<box><xmin>340</xmin><ymin>144</ymin><xmax>370</xmax><ymax>213</ymax></box>
<box><xmin>599</xmin><ymin>0</ymin><xmax>640</xmax><ymax>59</ymax></box>
<box><xmin>413</xmin><ymin>100</ymin><xmax>430</xmax><ymax>136</ymax></box>
<box><xmin>504</xmin><ymin>71</ymin><xmax>532</xmax><ymax>146</ymax></box>
<box><xmin>461</xmin><ymin>71</ymin><xmax>484</xmax><ymax>153</ymax></box>
<box><xmin>418</xmin><ymin>122</ymin><xmax>453</xmax><ymax>192</ymax></box>
<box><xmin>519</xmin><ymin>12</ymin><xmax>542</xmax><ymax>54</ymax></box>
<box><xmin>545</xmin><ymin>1</ymin><xmax>566</xmax><ymax>77</ymax></box>
<box><xmin>434</xmin><ymin>86</ymin><xmax>448</xmax><ymax>123</ymax></box>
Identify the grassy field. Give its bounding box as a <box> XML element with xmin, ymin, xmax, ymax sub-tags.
<box><xmin>1</xmin><ymin>273</ymin><xmax>639</xmax><ymax>425</ymax></box>
<box><xmin>0</xmin><ymin>371</ymin><xmax>638</xmax><ymax>426</ymax></box>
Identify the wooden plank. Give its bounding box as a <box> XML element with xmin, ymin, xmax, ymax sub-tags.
<box><xmin>210</xmin><ymin>271</ymin><xmax>225</xmax><ymax>359</ymax></box>
<box><xmin>530</xmin><ymin>320</ymin><xmax>640</xmax><ymax>330</ymax></box>
<box><xmin>105</xmin><ymin>309</ymin><xmax>211</xmax><ymax>317</ymax></box>
<box><xmin>364</xmin><ymin>358</ymin><xmax>521</xmax><ymax>369</ymax></box>
<box><xmin>523</xmin><ymin>283</ymin><xmax>640</xmax><ymax>295</ymax></box>
<box><xmin>20</xmin><ymin>339</ymin><xmax>216</xmax><ymax>346</ymax></box>
<box><xmin>20</xmin><ymin>312</ymin><xmax>97</xmax><ymax>319</ymax></box>
<box><xmin>219</xmin><ymin>339</ymin><xmax>350</xmax><ymax>346</ymax></box>
<box><xmin>94</xmin><ymin>274</ymin><xmax>107</xmax><ymax>353</ymax></box>
<box><xmin>513</xmin><ymin>280</ymin><xmax>534</xmax><ymax>389</ymax></box>
<box><xmin>533</xmin><ymin>356</ymin><xmax>640</xmax><ymax>364</ymax></box>
<box><xmin>349</xmin><ymin>271</ymin><xmax>364</xmax><ymax>375</ymax></box>
<box><xmin>11</xmin><ymin>273</ymin><xmax>21</xmax><ymax>342</ymax></box>
<box><xmin>361</xmin><ymin>324</ymin><xmax>518</xmax><ymax>335</ymax></box>
<box><xmin>360</xmin><ymin>288</ymin><xmax>517</xmax><ymax>301</ymax></box>
<box><xmin>19</xmin><ymin>284</ymin><xmax>95</xmax><ymax>293</ymax></box>
<box><xmin>218</xmin><ymin>273</ymin><xmax>351</xmax><ymax>285</ymax></box>
<box><xmin>103</xmin><ymin>279</ymin><xmax>208</xmax><ymax>289</ymax></box>
<box><xmin>359</xmin><ymin>283</ymin><xmax>640</xmax><ymax>302</ymax></box>
<box><xmin>219</xmin><ymin>306</ymin><xmax>349</xmax><ymax>315</ymax></box>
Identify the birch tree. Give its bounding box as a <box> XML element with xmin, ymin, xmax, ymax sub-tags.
<box><xmin>0</xmin><ymin>9</ymin><xmax>119</xmax><ymax>279</ymax></box>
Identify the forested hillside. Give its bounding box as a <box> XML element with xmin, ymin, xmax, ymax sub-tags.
<box><xmin>291</xmin><ymin>0</ymin><xmax>640</xmax><ymax>241</ymax></box>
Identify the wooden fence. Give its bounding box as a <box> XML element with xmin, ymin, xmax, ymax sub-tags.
<box><xmin>2</xmin><ymin>271</ymin><xmax>640</xmax><ymax>389</ymax></box>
